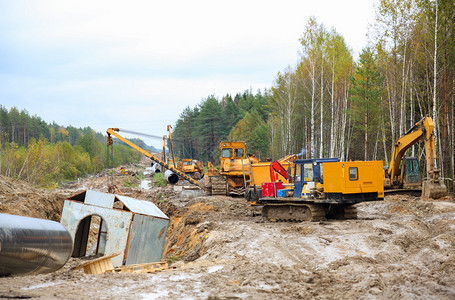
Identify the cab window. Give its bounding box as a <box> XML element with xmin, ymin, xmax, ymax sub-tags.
<box><xmin>222</xmin><ymin>148</ymin><xmax>232</xmax><ymax>158</ymax></box>
<box><xmin>303</xmin><ymin>164</ymin><xmax>313</xmax><ymax>181</ymax></box>
<box><xmin>294</xmin><ymin>164</ymin><xmax>302</xmax><ymax>182</ymax></box>
<box><xmin>234</xmin><ymin>148</ymin><xmax>244</xmax><ymax>158</ymax></box>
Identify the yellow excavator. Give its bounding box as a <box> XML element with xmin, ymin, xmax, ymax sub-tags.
<box><xmin>384</xmin><ymin>116</ymin><xmax>447</xmax><ymax>199</ymax></box>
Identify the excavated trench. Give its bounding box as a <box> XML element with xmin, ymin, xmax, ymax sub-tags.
<box><xmin>158</xmin><ymin>200</ymin><xmax>217</xmax><ymax>262</ymax></box>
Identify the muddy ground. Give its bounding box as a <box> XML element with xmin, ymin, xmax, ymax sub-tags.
<box><xmin>1</xmin><ymin>158</ymin><xmax>455</xmax><ymax>299</ymax></box>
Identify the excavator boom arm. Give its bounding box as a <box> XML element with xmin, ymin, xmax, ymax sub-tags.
<box><xmin>106</xmin><ymin>128</ymin><xmax>205</xmax><ymax>189</ymax></box>
<box><xmin>387</xmin><ymin>117</ymin><xmax>446</xmax><ymax>199</ymax></box>
<box><xmin>388</xmin><ymin>125</ymin><xmax>424</xmax><ymax>180</ymax></box>
<box><xmin>389</xmin><ymin>117</ymin><xmax>437</xmax><ymax>181</ymax></box>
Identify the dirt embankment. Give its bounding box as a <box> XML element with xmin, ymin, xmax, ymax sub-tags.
<box><xmin>0</xmin><ymin>175</ymin><xmax>69</xmax><ymax>221</ymax></box>
<box><xmin>0</xmin><ymin>163</ymin><xmax>454</xmax><ymax>299</ymax></box>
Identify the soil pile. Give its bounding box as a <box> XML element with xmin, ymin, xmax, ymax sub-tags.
<box><xmin>0</xmin><ymin>175</ymin><xmax>69</xmax><ymax>221</ymax></box>
<box><xmin>1</xmin><ymin>161</ymin><xmax>454</xmax><ymax>299</ymax></box>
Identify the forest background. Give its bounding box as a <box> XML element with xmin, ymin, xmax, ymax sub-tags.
<box><xmin>0</xmin><ymin>107</ymin><xmax>147</xmax><ymax>187</ymax></box>
<box><xmin>171</xmin><ymin>0</ymin><xmax>455</xmax><ymax>193</ymax></box>
<box><xmin>1</xmin><ymin>0</ymin><xmax>454</xmax><ymax>192</ymax></box>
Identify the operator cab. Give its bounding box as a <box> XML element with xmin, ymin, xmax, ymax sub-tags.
<box><xmin>399</xmin><ymin>157</ymin><xmax>421</xmax><ymax>187</ymax></box>
<box><xmin>220</xmin><ymin>142</ymin><xmax>246</xmax><ymax>160</ymax></box>
<box><xmin>293</xmin><ymin>158</ymin><xmax>339</xmax><ymax>197</ymax></box>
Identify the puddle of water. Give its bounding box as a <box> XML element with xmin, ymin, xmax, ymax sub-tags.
<box><xmin>141</xmin><ymin>290</ymin><xmax>169</xmax><ymax>299</ymax></box>
<box><xmin>144</xmin><ymin>167</ymin><xmax>153</xmax><ymax>176</ymax></box>
<box><xmin>141</xmin><ymin>179</ymin><xmax>151</xmax><ymax>190</ymax></box>
<box><xmin>23</xmin><ymin>282</ymin><xmax>63</xmax><ymax>290</ymax></box>
<box><xmin>207</xmin><ymin>265</ymin><xmax>224</xmax><ymax>273</ymax></box>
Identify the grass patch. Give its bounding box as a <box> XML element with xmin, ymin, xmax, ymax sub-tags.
<box><xmin>156</xmin><ymin>192</ymin><xmax>166</xmax><ymax>203</ymax></box>
<box><xmin>154</xmin><ymin>173</ymin><xmax>167</xmax><ymax>187</ymax></box>
<box><xmin>135</xmin><ymin>171</ymin><xmax>145</xmax><ymax>181</ymax></box>
<box><xmin>124</xmin><ymin>178</ymin><xmax>138</xmax><ymax>188</ymax></box>
<box><xmin>167</xmin><ymin>255</ymin><xmax>180</xmax><ymax>263</ymax></box>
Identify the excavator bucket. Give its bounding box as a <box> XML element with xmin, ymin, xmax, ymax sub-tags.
<box><xmin>422</xmin><ymin>180</ymin><xmax>448</xmax><ymax>199</ymax></box>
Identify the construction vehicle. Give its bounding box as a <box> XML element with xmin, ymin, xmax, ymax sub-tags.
<box><xmin>106</xmin><ymin>128</ymin><xmax>205</xmax><ymax>190</ymax></box>
<box><xmin>384</xmin><ymin>116</ymin><xmax>447</xmax><ymax>199</ymax></box>
<box><xmin>176</xmin><ymin>159</ymin><xmax>204</xmax><ymax>179</ymax></box>
<box><xmin>204</xmin><ymin>141</ymin><xmax>260</xmax><ymax>196</ymax></box>
<box><xmin>120</xmin><ymin>167</ymin><xmax>135</xmax><ymax>176</ymax></box>
<box><xmin>166</xmin><ymin>125</ymin><xmax>204</xmax><ymax>179</ymax></box>
<box><xmin>245</xmin><ymin>154</ymin><xmax>297</xmax><ymax>202</ymax></box>
<box><xmin>257</xmin><ymin>158</ymin><xmax>384</xmax><ymax>222</ymax></box>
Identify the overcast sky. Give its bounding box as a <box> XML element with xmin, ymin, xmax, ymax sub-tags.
<box><xmin>0</xmin><ymin>0</ymin><xmax>376</xmax><ymax>147</ymax></box>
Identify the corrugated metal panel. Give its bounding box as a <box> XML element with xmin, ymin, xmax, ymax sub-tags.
<box><xmin>116</xmin><ymin>195</ymin><xmax>168</xmax><ymax>219</ymax></box>
<box><xmin>125</xmin><ymin>214</ymin><xmax>168</xmax><ymax>265</ymax></box>
<box><xmin>60</xmin><ymin>200</ymin><xmax>133</xmax><ymax>267</ymax></box>
<box><xmin>84</xmin><ymin>190</ymin><xmax>115</xmax><ymax>208</ymax></box>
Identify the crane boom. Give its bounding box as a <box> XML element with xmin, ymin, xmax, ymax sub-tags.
<box><xmin>106</xmin><ymin>128</ymin><xmax>206</xmax><ymax>190</ymax></box>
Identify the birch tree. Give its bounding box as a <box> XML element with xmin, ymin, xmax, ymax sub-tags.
<box><xmin>270</xmin><ymin>68</ymin><xmax>298</xmax><ymax>155</ymax></box>
<box><xmin>299</xmin><ymin>17</ymin><xmax>321</xmax><ymax>158</ymax></box>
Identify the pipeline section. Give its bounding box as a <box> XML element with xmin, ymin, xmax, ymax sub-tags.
<box><xmin>0</xmin><ymin>213</ymin><xmax>73</xmax><ymax>276</ymax></box>
<box><xmin>164</xmin><ymin>170</ymin><xmax>179</xmax><ymax>184</ymax></box>
<box><xmin>150</xmin><ymin>162</ymin><xmax>161</xmax><ymax>173</ymax></box>
<box><xmin>149</xmin><ymin>163</ymin><xmax>178</xmax><ymax>184</ymax></box>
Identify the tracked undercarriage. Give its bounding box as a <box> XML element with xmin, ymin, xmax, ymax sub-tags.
<box><xmin>259</xmin><ymin>198</ymin><xmax>363</xmax><ymax>222</ymax></box>
<box><xmin>208</xmin><ymin>175</ymin><xmax>248</xmax><ymax>196</ymax></box>
<box><xmin>262</xmin><ymin>203</ymin><xmax>326</xmax><ymax>222</ymax></box>
<box><xmin>210</xmin><ymin>175</ymin><xmax>228</xmax><ymax>195</ymax></box>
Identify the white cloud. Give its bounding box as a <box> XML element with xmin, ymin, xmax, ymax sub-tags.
<box><xmin>0</xmin><ymin>0</ymin><xmax>377</xmax><ymax>147</ymax></box>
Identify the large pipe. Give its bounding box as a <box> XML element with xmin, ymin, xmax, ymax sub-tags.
<box><xmin>0</xmin><ymin>213</ymin><xmax>73</xmax><ymax>277</ymax></box>
<box><xmin>150</xmin><ymin>162</ymin><xmax>161</xmax><ymax>173</ymax></box>
<box><xmin>164</xmin><ymin>170</ymin><xmax>179</xmax><ymax>184</ymax></box>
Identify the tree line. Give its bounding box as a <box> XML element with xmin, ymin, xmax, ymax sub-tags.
<box><xmin>172</xmin><ymin>0</ymin><xmax>454</xmax><ymax>192</ymax></box>
<box><xmin>172</xmin><ymin>91</ymin><xmax>270</xmax><ymax>162</ymax></box>
<box><xmin>0</xmin><ymin>106</ymin><xmax>143</xmax><ymax>187</ymax></box>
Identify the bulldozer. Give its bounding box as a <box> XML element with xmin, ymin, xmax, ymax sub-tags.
<box><xmin>176</xmin><ymin>159</ymin><xmax>204</xmax><ymax>180</ymax></box>
<box><xmin>257</xmin><ymin>158</ymin><xmax>384</xmax><ymax>222</ymax></box>
<box><xmin>384</xmin><ymin>116</ymin><xmax>447</xmax><ymax>199</ymax></box>
<box><xmin>205</xmin><ymin>141</ymin><xmax>260</xmax><ymax>196</ymax></box>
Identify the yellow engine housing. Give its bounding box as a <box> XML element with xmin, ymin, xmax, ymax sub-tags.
<box><xmin>322</xmin><ymin>161</ymin><xmax>384</xmax><ymax>198</ymax></box>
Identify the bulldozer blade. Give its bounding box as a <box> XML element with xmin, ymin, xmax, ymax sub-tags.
<box><xmin>422</xmin><ymin>180</ymin><xmax>448</xmax><ymax>199</ymax></box>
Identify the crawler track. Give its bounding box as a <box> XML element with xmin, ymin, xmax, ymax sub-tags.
<box><xmin>262</xmin><ymin>203</ymin><xmax>359</xmax><ymax>222</ymax></box>
<box><xmin>262</xmin><ymin>204</ymin><xmax>327</xmax><ymax>222</ymax></box>
<box><xmin>210</xmin><ymin>175</ymin><xmax>227</xmax><ymax>195</ymax></box>
<box><xmin>343</xmin><ymin>206</ymin><xmax>358</xmax><ymax>219</ymax></box>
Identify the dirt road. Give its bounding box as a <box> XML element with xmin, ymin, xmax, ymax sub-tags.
<box><xmin>0</xmin><ymin>162</ymin><xmax>454</xmax><ymax>299</ymax></box>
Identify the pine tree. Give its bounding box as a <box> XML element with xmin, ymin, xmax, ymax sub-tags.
<box><xmin>350</xmin><ymin>47</ymin><xmax>384</xmax><ymax>160</ymax></box>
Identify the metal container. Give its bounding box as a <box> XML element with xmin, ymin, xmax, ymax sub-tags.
<box><xmin>0</xmin><ymin>213</ymin><xmax>73</xmax><ymax>276</ymax></box>
<box><xmin>164</xmin><ymin>170</ymin><xmax>179</xmax><ymax>184</ymax></box>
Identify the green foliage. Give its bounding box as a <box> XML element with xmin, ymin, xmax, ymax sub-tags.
<box><xmin>0</xmin><ymin>108</ymin><xmax>145</xmax><ymax>187</ymax></box>
<box><xmin>154</xmin><ymin>173</ymin><xmax>167</xmax><ymax>187</ymax></box>
<box><xmin>167</xmin><ymin>255</ymin><xmax>180</xmax><ymax>263</ymax></box>
<box><xmin>172</xmin><ymin>90</ymin><xmax>269</xmax><ymax>163</ymax></box>
<box><xmin>124</xmin><ymin>177</ymin><xmax>138</xmax><ymax>188</ymax></box>
<box><xmin>135</xmin><ymin>171</ymin><xmax>145</xmax><ymax>181</ymax></box>
<box><xmin>349</xmin><ymin>47</ymin><xmax>384</xmax><ymax>160</ymax></box>
<box><xmin>228</xmin><ymin>110</ymin><xmax>269</xmax><ymax>158</ymax></box>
